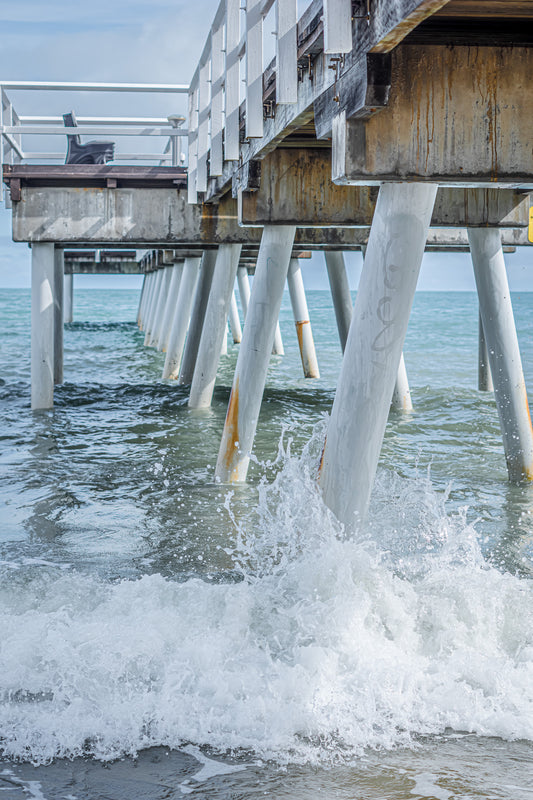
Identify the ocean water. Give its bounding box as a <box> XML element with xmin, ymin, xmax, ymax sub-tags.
<box><xmin>0</xmin><ymin>286</ymin><xmax>532</xmax><ymax>799</ymax></box>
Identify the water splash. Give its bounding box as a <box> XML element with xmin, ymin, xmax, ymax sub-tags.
<box><xmin>1</xmin><ymin>425</ymin><xmax>532</xmax><ymax>766</ymax></box>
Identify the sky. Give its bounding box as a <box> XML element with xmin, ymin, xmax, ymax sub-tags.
<box><xmin>0</xmin><ymin>0</ymin><xmax>531</xmax><ymax>292</ymax></box>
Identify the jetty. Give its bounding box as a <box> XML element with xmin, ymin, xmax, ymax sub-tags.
<box><xmin>2</xmin><ymin>0</ymin><xmax>533</xmax><ymax>529</ymax></box>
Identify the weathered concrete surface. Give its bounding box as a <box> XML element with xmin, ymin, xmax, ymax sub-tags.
<box><xmin>12</xmin><ymin>184</ymin><xmax>531</xmax><ymax>247</ymax></box>
<box><xmin>333</xmin><ymin>45</ymin><xmax>533</xmax><ymax>186</ymax></box>
<box><xmin>11</xmin><ymin>188</ymin><xmax>244</xmax><ymax>246</ymax></box>
<box><xmin>239</xmin><ymin>150</ymin><xmax>530</xmax><ymax>227</ymax></box>
<box><xmin>64</xmin><ymin>260</ymin><xmax>142</xmax><ymax>274</ymax></box>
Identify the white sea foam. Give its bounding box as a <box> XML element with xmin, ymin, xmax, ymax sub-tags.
<box><xmin>1</xmin><ymin>431</ymin><xmax>532</xmax><ymax>766</ymax></box>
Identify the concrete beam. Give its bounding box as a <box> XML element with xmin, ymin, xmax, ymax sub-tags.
<box><xmin>239</xmin><ymin>149</ymin><xmax>530</xmax><ymax>227</ymax></box>
<box><xmin>63</xmin><ymin>261</ymin><xmax>142</xmax><ymax>274</ymax></box>
<box><xmin>332</xmin><ymin>45</ymin><xmax>533</xmax><ymax>187</ymax></box>
<box><xmin>12</xmin><ymin>184</ymin><xmax>532</xmax><ymax>249</ymax></box>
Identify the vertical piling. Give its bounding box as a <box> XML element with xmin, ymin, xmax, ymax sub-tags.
<box><xmin>136</xmin><ymin>274</ymin><xmax>147</xmax><ymax>327</ymax></box>
<box><xmin>237</xmin><ymin>265</ymin><xmax>251</xmax><ymax>317</ymax></box>
<box><xmin>272</xmin><ymin>321</ymin><xmax>285</xmax><ymax>356</ymax></box>
<box><xmin>151</xmin><ymin>266</ymin><xmax>173</xmax><ymax>348</ymax></box>
<box><xmin>53</xmin><ymin>248</ymin><xmax>64</xmax><ymax>385</ymax></box>
<box><xmin>142</xmin><ymin>271</ymin><xmax>158</xmax><ymax>332</ymax></box>
<box><xmin>188</xmin><ymin>244</ymin><xmax>242</xmax><ymax>408</ymax></box>
<box><xmin>138</xmin><ymin>272</ymin><xmax>153</xmax><ymax>331</ymax></box>
<box><xmin>178</xmin><ymin>250</ymin><xmax>218</xmax><ymax>385</ymax></box>
<box><xmin>220</xmin><ymin>325</ymin><xmax>228</xmax><ymax>356</ymax></box>
<box><xmin>31</xmin><ymin>243</ymin><xmax>56</xmax><ymax>410</ymax></box>
<box><xmin>215</xmin><ymin>226</ymin><xmax>296</xmax><ymax>482</ymax></box>
<box><xmin>237</xmin><ymin>263</ymin><xmax>283</xmax><ymax>356</ymax></box>
<box><xmin>468</xmin><ymin>228</ymin><xmax>533</xmax><ymax>481</ymax></box>
<box><xmin>391</xmin><ymin>353</ymin><xmax>413</xmax><ymax>411</ymax></box>
<box><xmin>319</xmin><ymin>183</ymin><xmax>438</xmax><ymax>528</ymax></box>
<box><xmin>63</xmin><ymin>272</ymin><xmax>73</xmax><ymax>324</ymax></box>
<box><xmin>228</xmin><ymin>290</ymin><xmax>242</xmax><ymax>344</ymax></box>
<box><xmin>162</xmin><ymin>256</ymin><xmax>201</xmax><ymax>380</ymax></box>
<box><xmin>158</xmin><ymin>261</ymin><xmax>184</xmax><ymax>352</ymax></box>
<box><xmin>478</xmin><ymin>311</ymin><xmax>494</xmax><ymax>392</ymax></box>
<box><xmin>144</xmin><ymin>269</ymin><xmax>164</xmax><ymax>345</ymax></box>
<box><xmin>287</xmin><ymin>258</ymin><xmax>320</xmax><ymax>378</ymax></box>
<box><xmin>324</xmin><ymin>250</ymin><xmax>353</xmax><ymax>351</ymax></box>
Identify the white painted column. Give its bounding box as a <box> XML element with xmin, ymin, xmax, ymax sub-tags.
<box><xmin>319</xmin><ymin>183</ymin><xmax>438</xmax><ymax>528</ymax></box>
<box><xmin>158</xmin><ymin>261</ymin><xmax>183</xmax><ymax>353</ymax></box>
<box><xmin>140</xmin><ymin>272</ymin><xmax>156</xmax><ymax>331</ymax></box>
<box><xmin>478</xmin><ymin>310</ymin><xmax>494</xmax><ymax>392</ymax></box>
<box><xmin>188</xmin><ymin>244</ymin><xmax>242</xmax><ymax>408</ymax></box>
<box><xmin>331</xmin><ymin>246</ymin><xmax>413</xmax><ymax>410</ymax></box>
<box><xmin>138</xmin><ymin>272</ymin><xmax>151</xmax><ymax>330</ymax></box>
<box><xmin>228</xmin><ymin>290</ymin><xmax>242</xmax><ymax>344</ymax></box>
<box><xmin>287</xmin><ymin>258</ymin><xmax>320</xmax><ymax>378</ymax></box>
<box><xmin>144</xmin><ymin>269</ymin><xmax>164</xmax><ymax>345</ymax></box>
<box><xmin>468</xmin><ymin>228</ymin><xmax>533</xmax><ymax>481</ymax></box>
<box><xmin>63</xmin><ymin>272</ymin><xmax>73</xmax><ymax>324</ymax></box>
<box><xmin>220</xmin><ymin>325</ymin><xmax>228</xmax><ymax>356</ymax></box>
<box><xmin>31</xmin><ymin>243</ymin><xmax>56</xmax><ymax>410</ymax></box>
<box><xmin>239</xmin><ymin>264</ymin><xmax>284</xmax><ymax>355</ymax></box>
<box><xmin>391</xmin><ymin>353</ymin><xmax>413</xmax><ymax>412</ymax></box>
<box><xmin>151</xmin><ymin>266</ymin><xmax>173</xmax><ymax>348</ymax></box>
<box><xmin>145</xmin><ymin>269</ymin><xmax>167</xmax><ymax>347</ymax></box>
<box><xmin>179</xmin><ymin>251</ymin><xmax>218</xmax><ymax>385</ymax></box>
<box><xmin>215</xmin><ymin>226</ymin><xmax>296</xmax><ymax>482</ymax></box>
<box><xmin>53</xmin><ymin>248</ymin><xmax>64</xmax><ymax>386</ymax></box>
<box><xmin>272</xmin><ymin>319</ymin><xmax>285</xmax><ymax>356</ymax></box>
<box><xmin>136</xmin><ymin>274</ymin><xmax>147</xmax><ymax>327</ymax></box>
<box><xmin>237</xmin><ymin>265</ymin><xmax>251</xmax><ymax>316</ymax></box>
<box><xmin>162</xmin><ymin>256</ymin><xmax>201</xmax><ymax>380</ymax></box>
<box><xmin>324</xmin><ymin>250</ymin><xmax>353</xmax><ymax>352</ymax></box>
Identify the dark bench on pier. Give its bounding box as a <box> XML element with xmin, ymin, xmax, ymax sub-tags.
<box><xmin>63</xmin><ymin>111</ymin><xmax>115</xmax><ymax>165</ymax></box>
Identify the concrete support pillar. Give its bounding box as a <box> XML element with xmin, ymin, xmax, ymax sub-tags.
<box><xmin>31</xmin><ymin>243</ymin><xmax>56</xmax><ymax>410</ymax></box>
<box><xmin>478</xmin><ymin>311</ymin><xmax>494</xmax><ymax>392</ymax></box>
<box><xmin>220</xmin><ymin>325</ymin><xmax>228</xmax><ymax>356</ymax></box>
<box><xmin>53</xmin><ymin>248</ymin><xmax>64</xmax><ymax>385</ymax></box>
<box><xmin>63</xmin><ymin>273</ymin><xmax>73</xmax><ymax>324</ymax></box>
<box><xmin>151</xmin><ymin>266</ymin><xmax>173</xmax><ymax>348</ymax></box>
<box><xmin>162</xmin><ymin>256</ymin><xmax>201</xmax><ymax>380</ymax></box>
<box><xmin>136</xmin><ymin>274</ymin><xmax>147</xmax><ymax>327</ymax></box>
<box><xmin>228</xmin><ymin>290</ymin><xmax>242</xmax><ymax>344</ymax></box>
<box><xmin>324</xmin><ymin>251</ymin><xmax>352</xmax><ymax>352</ymax></box>
<box><xmin>319</xmin><ymin>183</ymin><xmax>438</xmax><ymax>528</ymax></box>
<box><xmin>328</xmin><ymin>247</ymin><xmax>413</xmax><ymax>410</ymax></box>
<box><xmin>215</xmin><ymin>226</ymin><xmax>296</xmax><ymax>482</ymax></box>
<box><xmin>158</xmin><ymin>261</ymin><xmax>183</xmax><ymax>353</ymax></box>
<box><xmin>468</xmin><ymin>228</ymin><xmax>533</xmax><ymax>481</ymax></box>
<box><xmin>139</xmin><ymin>272</ymin><xmax>155</xmax><ymax>331</ymax></box>
<box><xmin>272</xmin><ymin>320</ymin><xmax>285</xmax><ymax>356</ymax></box>
<box><xmin>237</xmin><ymin>266</ymin><xmax>251</xmax><ymax>317</ymax></box>
<box><xmin>391</xmin><ymin>352</ymin><xmax>413</xmax><ymax>411</ymax></box>
<box><xmin>188</xmin><ymin>244</ymin><xmax>242</xmax><ymax>408</ymax></box>
<box><xmin>145</xmin><ymin>269</ymin><xmax>167</xmax><ymax>347</ymax></box>
<box><xmin>178</xmin><ymin>250</ymin><xmax>218</xmax><ymax>385</ymax></box>
<box><xmin>287</xmin><ymin>258</ymin><xmax>320</xmax><ymax>379</ymax></box>
<box><xmin>237</xmin><ymin>263</ymin><xmax>283</xmax><ymax>356</ymax></box>
<box><xmin>144</xmin><ymin>269</ymin><xmax>164</xmax><ymax>345</ymax></box>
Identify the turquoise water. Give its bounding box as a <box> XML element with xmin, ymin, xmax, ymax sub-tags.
<box><xmin>0</xmin><ymin>287</ymin><xmax>532</xmax><ymax>798</ymax></box>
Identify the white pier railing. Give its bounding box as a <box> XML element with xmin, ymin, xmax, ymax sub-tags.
<box><xmin>0</xmin><ymin>80</ymin><xmax>190</xmax><ymax>201</ymax></box>
<box><xmin>188</xmin><ymin>0</ymin><xmax>356</xmax><ymax>203</ymax></box>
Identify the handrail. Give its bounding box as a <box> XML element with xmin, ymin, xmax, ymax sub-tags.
<box><xmin>0</xmin><ymin>81</ymin><xmax>188</xmax><ymax>93</ymax></box>
<box><xmin>0</xmin><ymin>80</ymin><xmax>189</xmax><ymax>203</ymax></box>
<box><xmin>187</xmin><ymin>0</ymin><xmax>348</xmax><ymax>204</ymax></box>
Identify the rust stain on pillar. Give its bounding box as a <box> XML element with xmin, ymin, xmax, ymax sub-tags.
<box><xmin>221</xmin><ymin>377</ymin><xmax>240</xmax><ymax>479</ymax></box>
<box><xmin>295</xmin><ymin>319</ymin><xmax>308</xmax><ymax>355</ymax></box>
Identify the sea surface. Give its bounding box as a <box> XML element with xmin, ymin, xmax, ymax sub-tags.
<box><xmin>0</xmin><ymin>286</ymin><xmax>532</xmax><ymax>799</ymax></box>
